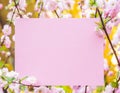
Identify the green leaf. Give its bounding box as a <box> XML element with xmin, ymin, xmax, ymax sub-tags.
<box><xmin>0</xmin><ymin>46</ymin><xmax>7</xmax><ymax>51</ymax></box>
<box><xmin>4</xmin><ymin>83</ymin><xmax>9</xmax><ymax>89</ymax></box>
<box><xmin>96</xmin><ymin>86</ymin><xmax>105</xmax><ymax>93</ymax></box>
<box><xmin>58</xmin><ymin>86</ymin><xmax>72</xmax><ymax>93</ymax></box>
<box><xmin>20</xmin><ymin>85</ymin><xmax>26</xmax><ymax>91</ymax></box>
<box><xmin>8</xmin><ymin>88</ymin><xmax>14</xmax><ymax>93</ymax></box>
<box><xmin>0</xmin><ymin>61</ymin><xmax>4</xmax><ymax>68</ymax></box>
<box><xmin>104</xmin><ymin>18</ymin><xmax>111</xmax><ymax>24</ymax></box>
<box><xmin>89</xmin><ymin>0</ymin><xmax>96</xmax><ymax>6</ymax></box>
<box><xmin>1</xmin><ymin>76</ymin><xmax>15</xmax><ymax>84</ymax></box>
<box><xmin>111</xmin><ymin>80</ymin><xmax>119</xmax><ymax>88</ymax></box>
<box><xmin>116</xmin><ymin>71</ymin><xmax>120</xmax><ymax>80</ymax></box>
<box><xmin>96</xmin><ymin>22</ymin><xmax>103</xmax><ymax>30</ymax></box>
<box><xmin>5</xmin><ymin>2</ymin><xmax>15</xmax><ymax>10</ymax></box>
<box><xmin>19</xmin><ymin>76</ymin><xmax>28</xmax><ymax>83</ymax></box>
<box><xmin>90</xmin><ymin>13</ymin><xmax>96</xmax><ymax>18</ymax></box>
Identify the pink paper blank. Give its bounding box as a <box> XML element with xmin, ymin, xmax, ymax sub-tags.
<box><xmin>15</xmin><ymin>18</ymin><xmax>104</xmax><ymax>85</ymax></box>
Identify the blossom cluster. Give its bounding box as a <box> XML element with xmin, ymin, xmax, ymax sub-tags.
<box><xmin>0</xmin><ymin>0</ymin><xmax>120</xmax><ymax>93</ymax></box>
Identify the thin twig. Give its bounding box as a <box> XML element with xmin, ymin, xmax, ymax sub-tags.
<box><xmin>38</xmin><ymin>2</ymin><xmax>43</xmax><ymax>17</ymax></box>
<box><xmin>13</xmin><ymin>81</ymin><xmax>40</xmax><ymax>88</ymax></box>
<box><xmin>96</xmin><ymin>8</ymin><xmax>120</xmax><ymax>66</ymax></box>
<box><xmin>113</xmin><ymin>88</ymin><xmax>116</xmax><ymax>93</ymax></box>
<box><xmin>0</xmin><ymin>38</ymin><xmax>5</xmax><ymax>47</ymax></box>
<box><xmin>85</xmin><ymin>85</ymin><xmax>87</xmax><ymax>93</ymax></box>
<box><xmin>54</xmin><ymin>10</ymin><xmax>60</xmax><ymax>18</ymax></box>
<box><xmin>0</xmin><ymin>8</ymin><xmax>16</xmax><ymax>70</ymax></box>
<box><xmin>13</xmin><ymin>0</ymin><xmax>22</xmax><ymax>18</ymax></box>
<box><xmin>0</xmin><ymin>8</ymin><xmax>15</xmax><ymax>47</ymax></box>
<box><xmin>2</xmin><ymin>88</ymin><xmax>8</xmax><ymax>93</ymax></box>
<box><xmin>9</xmin><ymin>8</ymin><xmax>16</xmax><ymax>26</ymax></box>
<box><xmin>95</xmin><ymin>8</ymin><xmax>97</xmax><ymax>18</ymax></box>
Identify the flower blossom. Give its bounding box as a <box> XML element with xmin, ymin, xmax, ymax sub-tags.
<box><xmin>4</xmin><ymin>36</ymin><xmax>11</xmax><ymax>48</ymax></box>
<box><xmin>0</xmin><ymin>3</ymin><xmax>3</xmax><ymax>10</ymax></box>
<box><xmin>104</xmin><ymin>84</ymin><xmax>113</xmax><ymax>93</ymax></box>
<box><xmin>2</xmin><ymin>25</ymin><xmax>11</xmax><ymax>36</ymax></box>
<box><xmin>18</xmin><ymin>0</ymin><xmax>27</xmax><ymax>10</ymax></box>
<box><xmin>6</xmin><ymin>71</ymin><xmax>19</xmax><ymax>79</ymax></box>
<box><xmin>1</xmin><ymin>36</ymin><xmax>11</xmax><ymax>48</ymax></box>
<box><xmin>22</xmin><ymin>76</ymin><xmax>37</xmax><ymax>85</ymax></box>
<box><xmin>104</xmin><ymin>0</ymin><xmax>120</xmax><ymax>18</ymax></box>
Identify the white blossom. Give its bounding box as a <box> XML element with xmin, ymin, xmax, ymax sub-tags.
<box><xmin>6</xmin><ymin>71</ymin><xmax>19</xmax><ymax>79</ymax></box>
<box><xmin>24</xmin><ymin>76</ymin><xmax>37</xmax><ymax>85</ymax></box>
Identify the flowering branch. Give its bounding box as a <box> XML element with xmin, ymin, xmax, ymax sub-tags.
<box><xmin>0</xmin><ymin>6</ymin><xmax>15</xmax><ymax>47</ymax></box>
<box><xmin>0</xmin><ymin>0</ymin><xmax>120</xmax><ymax>93</ymax></box>
<box><xmin>85</xmin><ymin>85</ymin><xmax>88</xmax><ymax>93</ymax></box>
<box><xmin>0</xmin><ymin>10</ymin><xmax>15</xmax><ymax>69</ymax></box>
<box><xmin>13</xmin><ymin>0</ymin><xmax>23</xmax><ymax>18</ymax></box>
<box><xmin>13</xmin><ymin>81</ymin><xmax>40</xmax><ymax>88</ymax></box>
<box><xmin>96</xmin><ymin>8</ymin><xmax>120</xmax><ymax>67</ymax></box>
<box><xmin>2</xmin><ymin>88</ymin><xmax>8</xmax><ymax>93</ymax></box>
<box><xmin>38</xmin><ymin>2</ymin><xmax>43</xmax><ymax>17</ymax></box>
<box><xmin>54</xmin><ymin>10</ymin><xmax>60</xmax><ymax>18</ymax></box>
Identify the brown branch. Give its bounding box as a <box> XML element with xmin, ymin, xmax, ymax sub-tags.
<box><xmin>0</xmin><ymin>38</ymin><xmax>5</xmax><ymax>47</ymax></box>
<box><xmin>0</xmin><ymin>8</ymin><xmax>15</xmax><ymax>47</ymax></box>
<box><xmin>9</xmin><ymin>8</ymin><xmax>16</xmax><ymax>26</ymax></box>
<box><xmin>54</xmin><ymin>10</ymin><xmax>60</xmax><ymax>18</ymax></box>
<box><xmin>113</xmin><ymin>88</ymin><xmax>116</xmax><ymax>93</ymax></box>
<box><xmin>0</xmin><ymin>8</ymin><xmax>16</xmax><ymax>68</ymax></box>
<box><xmin>38</xmin><ymin>2</ymin><xmax>43</xmax><ymax>17</ymax></box>
<box><xmin>2</xmin><ymin>81</ymin><xmax>40</xmax><ymax>92</ymax></box>
<box><xmin>85</xmin><ymin>85</ymin><xmax>88</xmax><ymax>93</ymax></box>
<box><xmin>96</xmin><ymin>8</ymin><xmax>120</xmax><ymax>67</ymax></box>
<box><xmin>95</xmin><ymin>8</ymin><xmax>97</xmax><ymax>18</ymax></box>
<box><xmin>13</xmin><ymin>81</ymin><xmax>40</xmax><ymax>88</ymax></box>
<box><xmin>2</xmin><ymin>88</ymin><xmax>8</xmax><ymax>93</ymax></box>
<box><xmin>13</xmin><ymin>0</ymin><xmax>23</xmax><ymax>18</ymax></box>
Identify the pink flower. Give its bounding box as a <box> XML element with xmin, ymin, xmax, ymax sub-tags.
<box><xmin>45</xmin><ymin>0</ymin><xmax>58</xmax><ymax>11</ymax></box>
<box><xmin>22</xmin><ymin>76</ymin><xmax>37</xmax><ymax>85</ymax></box>
<box><xmin>108</xmin><ymin>8</ymin><xmax>119</xmax><ymax>18</ymax></box>
<box><xmin>2</xmin><ymin>25</ymin><xmax>11</xmax><ymax>36</ymax></box>
<box><xmin>6</xmin><ymin>71</ymin><xmax>19</xmax><ymax>79</ymax></box>
<box><xmin>0</xmin><ymin>78</ymin><xmax>8</xmax><ymax>88</ymax></box>
<box><xmin>104</xmin><ymin>85</ymin><xmax>113</xmax><ymax>93</ymax></box>
<box><xmin>50</xmin><ymin>87</ymin><xmax>65</xmax><ymax>93</ymax></box>
<box><xmin>106</xmin><ymin>21</ymin><xmax>113</xmax><ymax>34</ymax></box>
<box><xmin>0</xmin><ymin>3</ymin><xmax>3</xmax><ymax>10</ymax></box>
<box><xmin>35</xmin><ymin>0</ymin><xmax>41</xmax><ymax>12</ymax></box>
<box><xmin>57</xmin><ymin>0</ymin><xmax>74</xmax><ymax>11</ymax></box>
<box><xmin>116</xmin><ymin>89</ymin><xmax>120</xmax><ymax>93</ymax></box>
<box><xmin>0</xmin><ymin>88</ymin><xmax>3</xmax><ymax>93</ymax></box>
<box><xmin>40</xmin><ymin>12</ymin><xmax>51</xmax><ymax>18</ymax></box>
<box><xmin>4</xmin><ymin>36</ymin><xmax>11</xmax><ymax>48</ymax></box>
<box><xmin>95</xmin><ymin>29</ymin><xmax>104</xmax><ymax>38</ymax></box>
<box><xmin>72</xmin><ymin>85</ymin><xmax>81</xmax><ymax>93</ymax></box>
<box><xmin>104</xmin><ymin>59</ymin><xmax>109</xmax><ymax>71</ymax></box>
<box><xmin>73</xmin><ymin>86</ymin><xmax>92</xmax><ymax>93</ymax></box>
<box><xmin>104</xmin><ymin>1</ymin><xmax>120</xmax><ymax>18</ymax></box>
<box><xmin>19</xmin><ymin>0</ymin><xmax>27</xmax><ymax>10</ymax></box>
<box><xmin>107</xmin><ymin>71</ymin><xmax>114</xmax><ymax>76</ymax></box>
<box><xmin>34</xmin><ymin>86</ymin><xmax>50</xmax><ymax>93</ymax></box>
<box><xmin>1</xmin><ymin>35</ymin><xmax>11</xmax><ymax>48</ymax></box>
<box><xmin>9</xmin><ymin>83</ymin><xmax>20</xmax><ymax>93</ymax></box>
